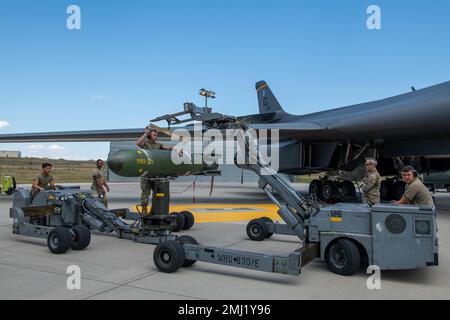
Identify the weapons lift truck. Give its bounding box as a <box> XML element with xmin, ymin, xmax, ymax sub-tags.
<box><xmin>151</xmin><ymin>104</ymin><xmax>439</xmax><ymax>276</ymax></box>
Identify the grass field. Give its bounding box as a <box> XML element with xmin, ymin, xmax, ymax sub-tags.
<box><xmin>1</xmin><ymin>156</ymin><xmax>324</xmax><ymax>185</ymax></box>
<box><xmin>0</xmin><ymin>157</ymin><xmax>97</xmax><ymax>184</ymax></box>
<box><xmin>294</xmin><ymin>174</ymin><xmax>323</xmax><ymax>184</ymax></box>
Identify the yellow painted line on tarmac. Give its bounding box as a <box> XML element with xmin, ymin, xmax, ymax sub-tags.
<box><xmin>131</xmin><ymin>204</ymin><xmax>281</xmax><ymax>223</ymax></box>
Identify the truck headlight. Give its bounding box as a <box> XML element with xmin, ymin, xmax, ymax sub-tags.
<box><xmin>415</xmin><ymin>220</ymin><xmax>431</xmax><ymax>236</ymax></box>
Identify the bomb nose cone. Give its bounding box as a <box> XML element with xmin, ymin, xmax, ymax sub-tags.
<box><xmin>107</xmin><ymin>150</ymin><xmax>126</xmax><ymax>174</ymax></box>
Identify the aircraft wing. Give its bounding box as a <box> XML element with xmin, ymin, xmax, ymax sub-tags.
<box><xmin>248</xmin><ymin>122</ymin><xmax>326</xmax><ymax>138</ymax></box>
<box><xmin>0</xmin><ymin>128</ymin><xmax>147</xmax><ymax>143</ymax></box>
<box><xmin>0</xmin><ymin>122</ymin><xmax>326</xmax><ymax>144</ymax></box>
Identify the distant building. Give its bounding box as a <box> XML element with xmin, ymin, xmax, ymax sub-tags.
<box><xmin>0</xmin><ymin>150</ymin><xmax>21</xmax><ymax>158</ymax></box>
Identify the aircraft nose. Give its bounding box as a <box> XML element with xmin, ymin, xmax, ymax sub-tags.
<box><xmin>107</xmin><ymin>150</ymin><xmax>126</xmax><ymax>174</ymax></box>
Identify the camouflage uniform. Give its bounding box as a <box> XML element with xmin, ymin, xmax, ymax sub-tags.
<box><xmin>30</xmin><ymin>173</ymin><xmax>54</xmax><ymax>199</ymax></box>
<box><xmin>91</xmin><ymin>166</ymin><xmax>109</xmax><ymax>208</ymax></box>
<box><xmin>361</xmin><ymin>169</ymin><xmax>382</xmax><ymax>206</ymax></box>
<box><xmin>140</xmin><ymin>138</ymin><xmax>164</xmax><ymax>206</ymax></box>
<box><xmin>403</xmin><ymin>178</ymin><xmax>434</xmax><ymax>206</ymax></box>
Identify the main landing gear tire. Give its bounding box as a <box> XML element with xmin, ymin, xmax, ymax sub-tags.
<box><xmin>325</xmin><ymin>238</ymin><xmax>361</xmax><ymax>276</ymax></box>
<box><xmin>47</xmin><ymin>227</ymin><xmax>72</xmax><ymax>254</ymax></box>
<box><xmin>381</xmin><ymin>180</ymin><xmax>406</xmax><ymax>201</ymax></box>
<box><xmin>70</xmin><ymin>225</ymin><xmax>91</xmax><ymax>251</ymax></box>
<box><xmin>380</xmin><ymin>180</ymin><xmax>393</xmax><ymax>200</ymax></box>
<box><xmin>393</xmin><ymin>181</ymin><xmax>406</xmax><ymax>201</ymax></box>
<box><xmin>321</xmin><ymin>181</ymin><xmax>338</xmax><ymax>202</ymax></box>
<box><xmin>310</xmin><ymin>180</ymin><xmax>357</xmax><ymax>201</ymax></box>
<box><xmin>340</xmin><ymin>181</ymin><xmax>356</xmax><ymax>198</ymax></box>
<box><xmin>176</xmin><ymin>235</ymin><xmax>199</xmax><ymax>267</ymax></box>
<box><xmin>153</xmin><ymin>240</ymin><xmax>186</xmax><ymax>273</ymax></box>
<box><xmin>309</xmin><ymin>180</ymin><xmax>322</xmax><ymax>199</ymax></box>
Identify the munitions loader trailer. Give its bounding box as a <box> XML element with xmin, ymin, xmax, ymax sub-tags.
<box><xmin>10</xmin><ymin>181</ymin><xmax>195</xmax><ymax>254</ymax></box>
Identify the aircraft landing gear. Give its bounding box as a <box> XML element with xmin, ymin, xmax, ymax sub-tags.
<box><xmin>309</xmin><ymin>179</ymin><xmax>357</xmax><ymax>202</ymax></box>
<box><xmin>380</xmin><ymin>179</ymin><xmax>405</xmax><ymax>201</ymax></box>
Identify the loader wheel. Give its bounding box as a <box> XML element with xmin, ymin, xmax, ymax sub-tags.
<box><xmin>153</xmin><ymin>240</ymin><xmax>185</xmax><ymax>273</ymax></box>
<box><xmin>246</xmin><ymin>219</ymin><xmax>269</xmax><ymax>241</ymax></box>
<box><xmin>70</xmin><ymin>225</ymin><xmax>91</xmax><ymax>251</ymax></box>
<box><xmin>259</xmin><ymin>217</ymin><xmax>274</xmax><ymax>238</ymax></box>
<box><xmin>180</xmin><ymin>211</ymin><xmax>195</xmax><ymax>230</ymax></box>
<box><xmin>176</xmin><ymin>235</ymin><xmax>199</xmax><ymax>267</ymax></box>
<box><xmin>171</xmin><ymin>213</ymin><xmax>185</xmax><ymax>232</ymax></box>
<box><xmin>47</xmin><ymin>228</ymin><xmax>72</xmax><ymax>254</ymax></box>
<box><xmin>325</xmin><ymin>239</ymin><xmax>361</xmax><ymax>276</ymax></box>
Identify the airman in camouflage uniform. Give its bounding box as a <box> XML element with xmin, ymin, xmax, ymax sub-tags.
<box><xmin>394</xmin><ymin>166</ymin><xmax>434</xmax><ymax>206</ymax></box>
<box><xmin>361</xmin><ymin>158</ymin><xmax>382</xmax><ymax>206</ymax></box>
<box><xmin>30</xmin><ymin>163</ymin><xmax>55</xmax><ymax>199</ymax></box>
<box><xmin>91</xmin><ymin>159</ymin><xmax>110</xmax><ymax>208</ymax></box>
<box><xmin>136</xmin><ymin>128</ymin><xmax>173</xmax><ymax>213</ymax></box>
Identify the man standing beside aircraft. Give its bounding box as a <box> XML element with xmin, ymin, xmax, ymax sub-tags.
<box><xmin>360</xmin><ymin>158</ymin><xmax>382</xmax><ymax>206</ymax></box>
<box><xmin>394</xmin><ymin>166</ymin><xmax>434</xmax><ymax>206</ymax></box>
<box><xmin>91</xmin><ymin>159</ymin><xmax>110</xmax><ymax>208</ymax></box>
<box><xmin>136</xmin><ymin>127</ymin><xmax>173</xmax><ymax>213</ymax></box>
<box><xmin>30</xmin><ymin>163</ymin><xmax>56</xmax><ymax>199</ymax></box>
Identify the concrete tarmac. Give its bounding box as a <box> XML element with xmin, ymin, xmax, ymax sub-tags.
<box><xmin>0</xmin><ymin>182</ymin><xmax>449</xmax><ymax>300</ymax></box>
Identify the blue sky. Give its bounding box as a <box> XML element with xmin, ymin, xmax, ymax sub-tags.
<box><xmin>1</xmin><ymin>0</ymin><xmax>450</xmax><ymax>160</ymax></box>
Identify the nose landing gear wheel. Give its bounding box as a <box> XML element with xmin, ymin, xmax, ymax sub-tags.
<box><xmin>154</xmin><ymin>240</ymin><xmax>186</xmax><ymax>273</ymax></box>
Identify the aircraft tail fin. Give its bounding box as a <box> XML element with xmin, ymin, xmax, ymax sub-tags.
<box><xmin>255</xmin><ymin>81</ymin><xmax>285</xmax><ymax>114</ymax></box>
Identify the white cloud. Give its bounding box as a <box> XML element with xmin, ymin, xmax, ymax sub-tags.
<box><xmin>0</xmin><ymin>120</ymin><xmax>10</xmax><ymax>129</ymax></box>
<box><xmin>47</xmin><ymin>144</ymin><xmax>66</xmax><ymax>151</ymax></box>
<box><xmin>27</xmin><ymin>144</ymin><xmax>45</xmax><ymax>151</ymax></box>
